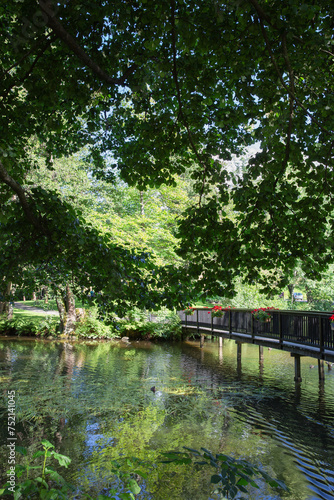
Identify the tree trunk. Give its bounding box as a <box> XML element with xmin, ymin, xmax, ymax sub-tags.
<box><xmin>306</xmin><ymin>289</ymin><xmax>313</xmax><ymax>303</ymax></box>
<box><xmin>56</xmin><ymin>285</ymin><xmax>77</xmax><ymax>336</ymax></box>
<box><xmin>56</xmin><ymin>294</ymin><xmax>65</xmax><ymax>333</ymax></box>
<box><xmin>0</xmin><ymin>282</ymin><xmax>13</xmax><ymax>319</ymax></box>
<box><xmin>32</xmin><ymin>292</ymin><xmax>36</xmax><ymax>300</ymax></box>
<box><xmin>64</xmin><ymin>283</ymin><xmax>76</xmax><ymax>335</ymax></box>
<box><xmin>42</xmin><ymin>286</ymin><xmax>49</xmax><ymax>303</ymax></box>
<box><xmin>287</xmin><ymin>284</ymin><xmax>294</xmax><ymax>304</ymax></box>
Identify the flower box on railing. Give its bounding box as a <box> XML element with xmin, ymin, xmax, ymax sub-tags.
<box><xmin>208</xmin><ymin>305</ymin><xmax>225</xmax><ymax>318</ymax></box>
<box><xmin>251</xmin><ymin>307</ymin><xmax>278</xmax><ymax>323</ymax></box>
<box><xmin>184</xmin><ymin>307</ymin><xmax>195</xmax><ymax>316</ymax></box>
<box><xmin>330</xmin><ymin>312</ymin><xmax>334</xmax><ymax>331</ymax></box>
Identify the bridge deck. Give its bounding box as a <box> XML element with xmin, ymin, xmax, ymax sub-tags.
<box><xmin>180</xmin><ymin>308</ymin><xmax>334</xmax><ymax>362</ymax></box>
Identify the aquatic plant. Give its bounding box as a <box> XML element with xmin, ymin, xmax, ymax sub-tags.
<box><xmin>161</xmin><ymin>446</ymin><xmax>289</xmax><ymax>499</ymax></box>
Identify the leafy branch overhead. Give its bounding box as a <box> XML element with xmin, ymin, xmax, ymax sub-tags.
<box><xmin>0</xmin><ymin>0</ymin><xmax>333</xmax><ymax>304</ymax></box>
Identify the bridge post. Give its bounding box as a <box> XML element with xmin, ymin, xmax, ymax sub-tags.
<box><xmin>219</xmin><ymin>339</ymin><xmax>223</xmax><ymax>364</ymax></box>
<box><xmin>291</xmin><ymin>353</ymin><xmax>302</xmax><ymax>382</ymax></box>
<box><xmin>237</xmin><ymin>342</ymin><xmax>242</xmax><ymax>360</ymax></box>
<box><xmin>237</xmin><ymin>342</ymin><xmax>242</xmax><ymax>375</ymax></box>
<box><xmin>200</xmin><ymin>334</ymin><xmax>205</xmax><ymax>348</ymax></box>
<box><xmin>229</xmin><ymin>309</ymin><xmax>232</xmax><ymax>337</ymax></box>
<box><xmin>259</xmin><ymin>346</ymin><xmax>264</xmax><ymax>379</ymax></box>
<box><xmin>318</xmin><ymin>359</ymin><xmax>325</xmax><ymax>381</ymax></box>
<box><xmin>259</xmin><ymin>345</ymin><xmax>264</xmax><ymax>362</ymax></box>
<box><xmin>279</xmin><ymin>311</ymin><xmax>283</xmax><ymax>347</ymax></box>
<box><xmin>319</xmin><ymin>317</ymin><xmax>324</xmax><ymax>356</ymax></box>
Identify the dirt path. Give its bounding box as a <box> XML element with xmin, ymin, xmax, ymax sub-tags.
<box><xmin>14</xmin><ymin>302</ymin><xmax>59</xmax><ymax>316</ymax></box>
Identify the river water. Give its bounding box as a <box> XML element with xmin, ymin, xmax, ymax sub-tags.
<box><xmin>1</xmin><ymin>337</ymin><xmax>334</xmax><ymax>499</ymax></box>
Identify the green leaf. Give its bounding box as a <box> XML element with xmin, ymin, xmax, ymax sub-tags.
<box><xmin>128</xmin><ymin>479</ymin><xmax>141</xmax><ymax>495</ymax></box>
<box><xmin>51</xmin><ymin>452</ymin><xmax>71</xmax><ymax>467</ymax></box>
<box><xmin>236</xmin><ymin>477</ymin><xmax>249</xmax><ymax>486</ymax></box>
<box><xmin>183</xmin><ymin>446</ymin><xmax>201</xmax><ymax>455</ymax></box>
<box><xmin>41</xmin><ymin>439</ymin><xmax>54</xmax><ymax>450</ymax></box>
<box><xmin>15</xmin><ymin>445</ymin><xmax>27</xmax><ymax>456</ymax></box>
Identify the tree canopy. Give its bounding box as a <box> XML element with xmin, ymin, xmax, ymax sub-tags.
<box><xmin>1</xmin><ymin>0</ymin><xmax>333</xmax><ymax>307</ymax></box>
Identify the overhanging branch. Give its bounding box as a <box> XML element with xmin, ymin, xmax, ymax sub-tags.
<box><xmin>0</xmin><ymin>159</ymin><xmax>45</xmax><ymax>232</ymax></box>
<box><xmin>39</xmin><ymin>0</ymin><xmax>137</xmax><ymax>86</ymax></box>
<box><xmin>170</xmin><ymin>0</ymin><xmax>208</xmax><ymax>207</ymax></box>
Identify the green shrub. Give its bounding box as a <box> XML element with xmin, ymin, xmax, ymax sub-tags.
<box><xmin>0</xmin><ymin>441</ymin><xmax>143</xmax><ymax>500</ymax></box>
<box><xmin>0</xmin><ymin>316</ymin><xmax>59</xmax><ymax>337</ymax></box>
<box><xmin>118</xmin><ymin>307</ymin><xmax>182</xmax><ymax>341</ymax></box>
<box><xmin>0</xmin><ymin>440</ymin><xmax>74</xmax><ymax>499</ymax></box>
<box><xmin>75</xmin><ymin>307</ymin><xmax>117</xmax><ymax>339</ymax></box>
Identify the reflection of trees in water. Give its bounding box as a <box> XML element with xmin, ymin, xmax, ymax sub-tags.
<box><xmin>1</xmin><ymin>340</ymin><xmax>334</xmax><ymax>498</ymax></box>
<box><xmin>180</xmin><ymin>342</ymin><xmax>334</xmax><ymax>499</ymax></box>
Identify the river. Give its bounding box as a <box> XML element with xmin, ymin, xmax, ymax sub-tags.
<box><xmin>1</xmin><ymin>337</ymin><xmax>334</xmax><ymax>499</ymax></box>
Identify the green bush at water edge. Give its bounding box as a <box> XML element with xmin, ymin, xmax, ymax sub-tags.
<box><xmin>0</xmin><ymin>315</ymin><xmax>59</xmax><ymax>337</ymax></box>
<box><xmin>0</xmin><ymin>306</ymin><xmax>183</xmax><ymax>341</ymax></box>
<box><xmin>116</xmin><ymin>307</ymin><xmax>183</xmax><ymax>341</ymax></box>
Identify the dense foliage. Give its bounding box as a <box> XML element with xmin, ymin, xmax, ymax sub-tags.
<box><xmin>0</xmin><ymin>0</ymin><xmax>333</xmax><ymax>310</ymax></box>
<box><xmin>0</xmin><ymin>304</ymin><xmax>183</xmax><ymax>341</ymax></box>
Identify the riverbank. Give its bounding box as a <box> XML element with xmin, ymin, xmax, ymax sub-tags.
<box><xmin>0</xmin><ymin>304</ymin><xmax>184</xmax><ymax>342</ymax></box>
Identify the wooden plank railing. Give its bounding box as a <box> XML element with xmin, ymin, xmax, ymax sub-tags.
<box><xmin>178</xmin><ymin>308</ymin><xmax>334</xmax><ymax>355</ymax></box>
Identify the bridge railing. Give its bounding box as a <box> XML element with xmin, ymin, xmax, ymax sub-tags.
<box><xmin>178</xmin><ymin>308</ymin><xmax>334</xmax><ymax>353</ymax></box>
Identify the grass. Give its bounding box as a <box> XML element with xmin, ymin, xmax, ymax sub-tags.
<box><xmin>17</xmin><ymin>299</ymin><xmax>58</xmax><ymax>311</ymax></box>
<box><xmin>14</xmin><ymin>309</ymin><xmax>55</xmax><ymax>322</ymax></box>
<box><xmin>16</xmin><ymin>298</ymin><xmax>88</xmax><ymax>311</ymax></box>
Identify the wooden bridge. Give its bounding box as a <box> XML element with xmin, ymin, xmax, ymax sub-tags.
<box><xmin>178</xmin><ymin>308</ymin><xmax>334</xmax><ymax>382</ymax></box>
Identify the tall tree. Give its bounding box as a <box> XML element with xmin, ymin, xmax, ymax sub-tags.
<box><xmin>0</xmin><ymin>0</ymin><xmax>333</xmax><ymax>303</ymax></box>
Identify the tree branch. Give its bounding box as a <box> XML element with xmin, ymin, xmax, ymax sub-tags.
<box><xmin>250</xmin><ymin>1</ymin><xmax>331</xmax><ymax>136</ymax></box>
<box><xmin>39</xmin><ymin>0</ymin><xmax>137</xmax><ymax>86</ymax></box>
<box><xmin>0</xmin><ymin>159</ymin><xmax>45</xmax><ymax>232</ymax></box>
<box><xmin>0</xmin><ymin>35</ymin><xmax>54</xmax><ymax>99</ymax></box>
<box><xmin>170</xmin><ymin>0</ymin><xmax>208</xmax><ymax>206</ymax></box>
<box><xmin>281</xmin><ymin>32</ymin><xmax>294</xmax><ymax>168</ymax></box>
<box><xmin>247</xmin><ymin>0</ymin><xmax>272</xmax><ymax>25</ymax></box>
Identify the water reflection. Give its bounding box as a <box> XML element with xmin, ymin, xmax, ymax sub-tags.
<box><xmin>0</xmin><ymin>337</ymin><xmax>334</xmax><ymax>499</ymax></box>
